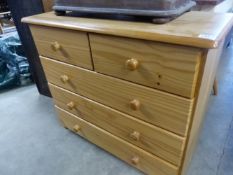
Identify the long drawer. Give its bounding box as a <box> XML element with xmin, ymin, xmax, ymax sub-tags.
<box><xmin>30</xmin><ymin>25</ymin><xmax>93</xmax><ymax>70</ymax></box>
<box><xmin>50</xmin><ymin>84</ymin><xmax>185</xmax><ymax>166</ymax></box>
<box><xmin>56</xmin><ymin>106</ymin><xmax>178</xmax><ymax>175</ymax></box>
<box><xmin>89</xmin><ymin>34</ymin><xmax>202</xmax><ymax>98</ymax></box>
<box><xmin>41</xmin><ymin>56</ymin><xmax>193</xmax><ymax>136</ymax></box>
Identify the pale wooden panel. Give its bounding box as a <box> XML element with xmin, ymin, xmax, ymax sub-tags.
<box><xmin>41</xmin><ymin>56</ymin><xmax>194</xmax><ymax>136</ymax></box>
<box><xmin>22</xmin><ymin>11</ymin><xmax>233</xmax><ymax>48</ymax></box>
<box><xmin>90</xmin><ymin>34</ymin><xmax>202</xmax><ymax>98</ymax></box>
<box><xmin>50</xmin><ymin>84</ymin><xmax>186</xmax><ymax>166</ymax></box>
<box><xmin>42</xmin><ymin>0</ymin><xmax>54</xmax><ymax>12</ymax></box>
<box><xmin>30</xmin><ymin>25</ymin><xmax>93</xmax><ymax>70</ymax></box>
<box><xmin>180</xmin><ymin>42</ymin><xmax>224</xmax><ymax>175</ymax></box>
<box><xmin>56</xmin><ymin>106</ymin><xmax>179</xmax><ymax>175</ymax></box>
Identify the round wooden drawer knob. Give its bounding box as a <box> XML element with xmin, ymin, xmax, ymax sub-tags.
<box><xmin>130</xmin><ymin>131</ymin><xmax>140</xmax><ymax>141</ymax></box>
<box><xmin>60</xmin><ymin>75</ymin><xmax>69</xmax><ymax>83</ymax></box>
<box><xmin>73</xmin><ymin>125</ymin><xmax>81</xmax><ymax>133</ymax></box>
<box><xmin>125</xmin><ymin>58</ymin><xmax>139</xmax><ymax>71</ymax></box>
<box><xmin>51</xmin><ymin>41</ymin><xmax>61</xmax><ymax>51</ymax></box>
<box><xmin>130</xmin><ymin>99</ymin><xmax>141</xmax><ymax>111</ymax></box>
<box><xmin>67</xmin><ymin>101</ymin><xmax>75</xmax><ymax>110</ymax></box>
<box><xmin>131</xmin><ymin>156</ymin><xmax>140</xmax><ymax>165</ymax></box>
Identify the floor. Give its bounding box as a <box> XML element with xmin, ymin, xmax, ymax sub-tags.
<box><xmin>0</xmin><ymin>46</ymin><xmax>233</xmax><ymax>175</ymax></box>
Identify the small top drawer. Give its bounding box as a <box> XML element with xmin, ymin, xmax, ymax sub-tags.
<box><xmin>30</xmin><ymin>25</ymin><xmax>93</xmax><ymax>70</ymax></box>
<box><xmin>89</xmin><ymin>34</ymin><xmax>202</xmax><ymax>98</ymax></box>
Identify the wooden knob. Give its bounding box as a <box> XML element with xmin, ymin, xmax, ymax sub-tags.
<box><xmin>67</xmin><ymin>101</ymin><xmax>75</xmax><ymax>110</ymax></box>
<box><xmin>131</xmin><ymin>156</ymin><xmax>140</xmax><ymax>165</ymax></box>
<box><xmin>51</xmin><ymin>41</ymin><xmax>61</xmax><ymax>51</ymax></box>
<box><xmin>73</xmin><ymin>125</ymin><xmax>80</xmax><ymax>133</ymax></box>
<box><xmin>130</xmin><ymin>99</ymin><xmax>141</xmax><ymax>111</ymax></box>
<box><xmin>60</xmin><ymin>75</ymin><xmax>69</xmax><ymax>83</ymax></box>
<box><xmin>125</xmin><ymin>58</ymin><xmax>139</xmax><ymax>71</ymax></box>
<box><xmin>130</xmin><ymin>131</ymin><xmax>140</xmax><ymax>141</ymax></box>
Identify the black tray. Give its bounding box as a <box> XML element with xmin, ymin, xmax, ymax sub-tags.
<box><xmin>53</xmin><ymin>0</ymin><xmax>196</xmax><ymax>23</ymax></box>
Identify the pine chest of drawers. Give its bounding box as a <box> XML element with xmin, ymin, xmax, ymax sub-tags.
<box><xmin>22</xmin><ymin>11</ymin><xmax>233</xmax><ymax>175</ymax></box>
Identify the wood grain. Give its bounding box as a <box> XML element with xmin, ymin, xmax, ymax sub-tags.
<box><xmin>30</xmin><ymin>25</ymin><xmax>93</xmax><ymax>70</ymax></box>
<box><xmin>42</xmin><ymin>0</ymin><xmax>54</xmax><ymax>12</ymax></box>
<box><xmin>56</xmin><ymin>106</ymin><xmax>179</xmax><ymax>175</ymax></box>
<box><xmin>50</xmin><ymin>83</ymin><xmax>186</xmax><ymax>166</ymax></box>
<box><xmin>41</xmin><ymin>56</ymin><xmax>194</xmax><ymax>136</ymax></box>
<box><xmin>90</xmin><ymin>34</ymin><xmax>202</xmax><ymax>98</ymax></box>
<box><xmin>23</xmin><ymin>9</ymin><xmax>233</xmax><ymax>175</ymax></box>
<box><xmin>180</xmin><ymin>41</ymin><xmax>224</xmax><ymax>175</ymax></box>
<box><xmin>22</xmin><ymin>11</ymin><xmax>233</xmax><ymax>48</ymax></box>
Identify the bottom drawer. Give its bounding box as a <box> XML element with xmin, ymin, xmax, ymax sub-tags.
<box><xmin>50</xmin><ymin>84</ymin><xmax>184</xmax><ymax>166</ymax></box>
<box><xmin>55</xmin><ymin>106</ymin><xmax>178</xmax><ymax>175</ymax></box>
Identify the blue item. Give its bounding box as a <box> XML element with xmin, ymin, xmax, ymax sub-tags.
<box><xmin>0</xmin><ymin>32</ymin><xmax>31</xmax><ymax>90</ymax></box>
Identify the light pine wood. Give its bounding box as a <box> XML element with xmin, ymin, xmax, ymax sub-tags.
<box><xmin>213</xmin><ymin>78</ymin><xmax>218</xmax><ymax>96</ymax></box>
<box><xmin>30</xmin><ymin>25</ymin><xmax>93</xmax><ymax>70</ymax></box>
<box><xmin>41</xmin><ymin>56</ymin><xmax>194</xmax><ymax>136</ymax></box>
<box><xmin>22</xmin><ymin>11</ymin><xmax>233</xmax><ymax>48</ymax></box>
<box><xmin>73</xmin><ymin>124</ymin><xmax>81</xmax><ymax>133</ymax></box>
<box><xmin>125</xmin><ymin>58</ymin><xmax>140</xmax><ymax>71</ymax></box>
<box><xmin>180</xmin><ymin>41</ymin><xmax>224</xmax><ymax>175</ymax></box>
<box><xmin>42</xmin><ymin>0</ymin><xmax>54</xmax><ymax>12</ymax></box>
<box><xmin>23</xmin><ymin>11</ymin><xmax>233</xmax><ymax>175</ymax></box>
<box><xmin>49</xmin><ymin>83</ymin><xmax>186</xmax><ymax>166</ymax></box>
<box><xmin>131</xmin><ymin>156</ymin><xmax>140</xmax><ymax>165</ymax></box>
<box><xmin>60</xmin><ymin>74</ymin><xmax>69</xmax><ymax>83</ymax></box>
<box><xmin>130</xmin><ymin>99</ymin><xmax>141</xmax><ymax>111</ymax></box>
<box><xmin>55</xmin><ymin>106</ymin><xmax>179</xmax><ymax>175</ymax></box>
<box><xmin>66</xmin><ymin>101</ymin><xmax>75</xmax><ymax>110</ymax></box>
<box><xmin>90</xmin><ymin>34</ymin><xmax>202</xmax><ymax>98</ymax></box>
<box><xmin>130</xmin><ymin>131</ymin><xmax>141</xmax><ymax>141</ymax></box>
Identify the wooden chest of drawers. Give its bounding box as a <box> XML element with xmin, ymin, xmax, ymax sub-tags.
<box><xmin>22</xmin><ymin>11</ymin><xmax>233</xmax><ymax>175</ymax></box>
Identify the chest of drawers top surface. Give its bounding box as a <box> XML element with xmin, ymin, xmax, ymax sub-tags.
<box><xmin>22</xmin><ymin>11</ymin><xmax>233</xmax><ymax>48</ymax></box>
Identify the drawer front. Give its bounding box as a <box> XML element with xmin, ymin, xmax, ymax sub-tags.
<box><xmin>30</xmin><ymin>25</ymin><xmax>93</xmax><ymax>70</ymax></box>
<box><xmin>89</xmin><ymin>34</ymin><xmax>202</xmax><ymax>98</ymax></box>
<box><xmin>41</xmin><ymin>56</ymin><xmax>193</xmax><ymax>136</ymax></box>
<box><xmin>56</xmin><ymin>106</ymin><xmax>178</xmax><ymax>175</ymax></box>
<box><xmin>50</xmin><ymin>84</ymin><xmax>185</xmax><ymax>166</ymax></box>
